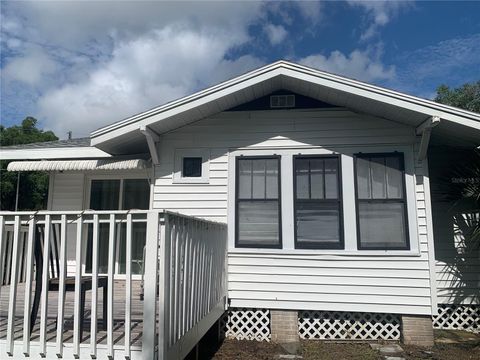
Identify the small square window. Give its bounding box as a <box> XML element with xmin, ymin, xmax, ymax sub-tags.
<box><xmin>182</xmin><ymin>157</ymin><xmax>202</xmax><ymax>177</ymax></box>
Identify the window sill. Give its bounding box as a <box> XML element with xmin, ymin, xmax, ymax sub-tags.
<box><xmin>172</xmin><ymin>177</ymin><xmax>209</xmax><ymax>184</ymax></box>
<box><xmin>228</xmin><ymin>248</ymin><xmax>422</xmax><ymax>257</ymax></box>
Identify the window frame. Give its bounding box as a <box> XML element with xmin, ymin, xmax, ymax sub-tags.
<box><xmin>234</xmin><ymin>155</ymin><xmax>282</xmax><ymax>249</ymax></box>
<box><xmin>293</xmin><ymin>154</ymin><xmax>344</xmax><ymax>250</ymax></box>
<box><xmin>173</xmin><ymin>148</ymin><xmax>210</xmax><ymax>184</ymax></box>
<box><xmin>353</xmin><ymin>152</ymin><xmax>410</xmax><ymax>251</ymax></box>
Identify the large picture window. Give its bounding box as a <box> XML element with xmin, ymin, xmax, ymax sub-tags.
<box><xmin>354</xmin><ymin>153</ymin><xmax>409</xmax><ymax>250</ymax></box>
<box><xmin>235</xmin><ymin>156</ymin><xmax>281</xmax><ymax>248</ymax></box>
<box><xmin>294</xmin><ymin>155</ymin><xmax>343</xmax><ymax>249</ymax></box>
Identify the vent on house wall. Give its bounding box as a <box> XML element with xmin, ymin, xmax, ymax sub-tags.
<box><xmin>270</xmin><ymin>94</ymin><xmax>295</xmax><ymax>108</ymax></box>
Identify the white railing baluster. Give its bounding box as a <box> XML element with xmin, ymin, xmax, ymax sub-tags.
<box><xmin>125</xmin><ymin>213</ymin><xmax>132</xmax><ymax>359</ymax></box>
<box><xmin>90</xmin><ymin>214</ymin><xmax>99</xmax><ymax>358</ymax></box>
<box><xmin>23</xmin><ymin>215</ymin><xmax>36</xmax><ymax>355</ymax></box>
<box><xmin>107</xmin><ymin>214</ymin><xmax>116</xmax><ymax>358</ymax></box>
<box><xmin>173</xmin><ymin>218</ymin><xmax>181</xmax><ymax>341</ymax></box>
<box><xmin>73</xmin><ymin>215</ymin><xmax>83</xmax><ymax>357</ymax></box>
<box><xmin>157</xmin><ymin>213</ymin><xmax>168</xmax><ymax>360</ymax></box>
<box><xmin>0</xmin><ymin>216</ymin><xmax>6</xmax><ymax>298</ymax></box>
<box><xmin>142</xmin><ymin>211</ymin><xmax>160</xmax><ymax>360</ymax></box>
<box><xmin>189</xmin><ymin>222</ymin><xmax>197</xmax><ymax>331</ymax></box>
<box><xmin>178</xmin><ymin>218</ymin><xmax>185</xmax><ymax>339</ymax></box>
<box><xmin>56</xmin><ymin>215</ymin><xmax>68</xmax><ymax>357</ymax></box>
<box><xmin>6</xmin><ymin>216</ymin><xmax>21</xmax><ymax>356</ymax></box>
<box><xmin>39</xmin><ymin>214</ymin><xmax>51</xmax><ymax>356</ymax></box>
<box><xmin>4</xmin><ymin>230</ymin><xmax>13</xmax><ymax>285</ymax></box>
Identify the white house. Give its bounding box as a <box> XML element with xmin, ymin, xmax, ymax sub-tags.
<box><xmin>1</xmin><ymin>60</ymin><xmax>479</xmax><ymax>359</ymax></box>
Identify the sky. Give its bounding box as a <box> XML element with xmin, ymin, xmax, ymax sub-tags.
<box><xmin>1</xmin><ymin>0</ymin><xmax>479</xmax><ymax>139</ymax></box>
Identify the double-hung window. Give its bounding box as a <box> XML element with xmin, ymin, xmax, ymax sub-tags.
<box><xmin>235</xmin><ymin>156</ymin><xmax>281</xmax><ymax>248</ymax></box>
<box><xmin>355</xmin><ymin>153</ymin><xmax>409</xmax><ymax>250</ymax></box>
<box><xmin>294</xmin><ymin>156</ymin><xmax>343</xmax><ymax>249</ymax></box>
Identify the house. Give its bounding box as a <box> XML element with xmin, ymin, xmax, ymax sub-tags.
<box><xmin>1</xmin><ymin>60</ymin><xmax>479</xmax><ymax>359</ymax></box>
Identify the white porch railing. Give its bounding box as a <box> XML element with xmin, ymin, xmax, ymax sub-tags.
<box><xmin>0</xmin><ymin>210</ymin><xmax>228</xmax><ymax>360</ymax></box>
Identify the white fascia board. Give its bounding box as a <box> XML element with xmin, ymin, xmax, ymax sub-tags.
<box><xmin>90</xmin><ymin>61</ymin><xmax>480</xmax><ymax>147</ymax></box>
<box><xmin>280</xmin><ymin>66</ymin><xmax>480</xmax><ymax>129</ymax></box>
<box><xmin>0</xmin><ymin>146</ymin><xmax>112</xmax><ymax>160</ymax></box>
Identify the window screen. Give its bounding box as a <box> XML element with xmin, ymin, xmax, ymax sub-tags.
<box><xmin>182</xmin><ymin>157</ymin><xmax>202</xmax><ymax>177</ymax></box>
<box><xmin>355</xmin><ymin>153</ymin><xmax>409</xmax><ymax>250</ymax></box>
<box><xmin>236</xmin><ymin>157</ymin><xmax>281</xmax><ymax>248</ymax></box>
<box><xmin>294</xmin><ymin>156</ymin><xmax>343</xmax><ymax>249</ymax></box>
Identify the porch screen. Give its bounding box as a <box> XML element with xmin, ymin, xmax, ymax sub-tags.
<box><xmin>355</xmin><ymin>153</ymin><xmax>409</xmax><ymax>250</ymax></box>
<box><xmin>236</xmin><ymin>156</ymin><xmax>281</xmax><ymax>248</ymax></box>
<box><xmin>294</xmin><ymin>156</ymin><xmax>343</xmax><ymax>249</ymax></box>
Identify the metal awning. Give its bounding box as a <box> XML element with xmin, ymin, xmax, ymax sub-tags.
<box><xmin>7</xmin><ymin>158</ymin><xmax>150</xmax><ymax>172</ymax></box>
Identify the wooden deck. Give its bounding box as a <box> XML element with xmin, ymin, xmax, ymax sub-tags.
<box><xmin>0</xmin><ymin>280</ymin><xmax>145</xmax><ymax>347</ymax></box>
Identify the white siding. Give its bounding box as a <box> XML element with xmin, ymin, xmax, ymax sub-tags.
<box><xmin>153</xmin><ymin>109</ymin><xmax>436</xmax><ymax>315</ymax></box>
<box><xmin>49</xmin><ymin>173</ymin><xmax>85</xmax><ymax>211</ymax></box>
<box><xmin>49</xmin><ymin>173</ymin><xmax>85</xmax><ymax>275</ymax></box>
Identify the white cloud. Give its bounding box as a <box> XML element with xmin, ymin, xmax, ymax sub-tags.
<box><xmin>1</xmin><ymin>1</ymin><xmax>268</xmax><ymax>135</ymax></box>
<box><xmin>2</xmin><ymin>47</ymin><xmax>57</xmax><ymax>86</ymax></box>
<box><xmin>347</xmin><ymin>1</ymin><xmax>412</xmax><ymax>41</ymax></box>
<box><xmin>264</xmin><ymin>23</ymin><xmax>288</xmax><ymax>45</ymax></box>
<box><xmin>299</xmin><ymin>49</ymin><xmax>396</xmax><ymax>82</ymax></box>
<box><xmin>37</xmin><ymin>25</ymin><xmax>264</xmax><ymax>136</ymax></box>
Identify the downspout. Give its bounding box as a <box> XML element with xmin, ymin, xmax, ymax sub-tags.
<box><xmin>140</xmin><ymin>125</ymin><xmax>160</xmax><ymax>211</ymax></box>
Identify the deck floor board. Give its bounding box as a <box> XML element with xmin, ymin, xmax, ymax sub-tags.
<box><xmin>0</xmin><ymin>280</ymin><xmax>145</xmax><ymax>347</ymax></box>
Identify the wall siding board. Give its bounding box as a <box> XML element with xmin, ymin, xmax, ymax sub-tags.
<box><xmin>152</xmin><ymin>109</ymin><xmax>434</xmax><ymax>316</ymax></box>
<box><xmin>49</xmin><ymin>173</ymin><xmax>85</xmax><ymax>275</ymax></box>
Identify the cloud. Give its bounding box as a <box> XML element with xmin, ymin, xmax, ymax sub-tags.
<box><xmin>37</xmin><ymin>25</ymin><xmax>264</xmax><ymax>136</ymax></box>
<box><xmin>1</xmin><ymin>1</ymin><xmax>268</xmax><ymax>135</ymax></box>
<box><xmin>0</xmin><ymin>1</ymin><xmax>406</xmax><ymax>136</ymax></box>
<box><xmin>299</xmin><ymin>49</ymin><xmax>396</xmax><ymax>82</ymax></box>
<box><xmin>2</xmin><ymin>47</ymin><xmax>57</xmax><ymax>86</ymax></box>
<box><xmin>391</xmin><ymin>33</ymin><xmax>480</xmax><ymax>94</ymax></box>
<box><xmin>264</xmin><ymin>23</ymin><xmax>288</xmax><ymax>45</ymax></box>
<box><xmin>347</xmin><ymin>1</ymin><xmax>412</xmax><ymax>41</ymax></box>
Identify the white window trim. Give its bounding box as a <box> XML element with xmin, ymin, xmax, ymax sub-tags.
<box><xmin>173</xmin><ymin>148</ymin><xmax>210</xmax><ymax>184</ymax></box>
<box><xmin>227</xmin><ymin>145</ymin><xmax>421</xmax><ymax>256</ymax></box>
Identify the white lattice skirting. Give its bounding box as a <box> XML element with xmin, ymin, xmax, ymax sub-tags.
<box><xmin>220</xmin><ymin>308</ymin><xmax>271</xmax><ymax>342</ymax></box>
<box><xmin>298</xmin><ymin>311</ymin><xmax>401</xmax><ymax>340</ymax></box>
<box><xmin>432</xmin><ymin>304</ymin><xmax>480</xmax><ymax>333</ymax></box>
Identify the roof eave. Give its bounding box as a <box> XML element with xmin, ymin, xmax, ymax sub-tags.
<box><xmin>0</xmin><ymin>146</ymin><xmax>112</xmax><ymax>161</ymax></box>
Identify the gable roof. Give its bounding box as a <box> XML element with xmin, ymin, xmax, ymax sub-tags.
<box><xmin>90</xmin><ymin>60</ymin><xmax>480</xmax><ymax>155</ymax></box>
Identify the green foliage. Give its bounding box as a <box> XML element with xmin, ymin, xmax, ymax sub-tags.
<box><xmin>434</xmin><ymin>81</ymin><xmax>480</xmax><ymax>113</ymax></box>
<box><xmin>0</xmin><ymin>117</ymin><xmax>58</xmax><ymax>210</ymax></box>
<box><xmin>0</xmin><ymin>116</ymin><xmax>57</xmax><ymax>146</ymax></box>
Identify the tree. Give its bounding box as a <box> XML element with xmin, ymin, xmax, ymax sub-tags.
<box><xmin>433</xmin><ymin>81</ymin><xmax>480</xmax><ymax>304</ymax></box>
<box><xmin>434</xmin><ymin>81</ymin><xmax>480</xmax><ymax>113</ymax></box>
<box><xmin>0</xmin><ymin>117</ymin><xmax>58</xmax><ymax>210</ymax></box>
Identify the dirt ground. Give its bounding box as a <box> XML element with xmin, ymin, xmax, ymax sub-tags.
<box><xmin>188</xmin><ymin>327</ymin><xmax>480</xmax><ymax>360</ymax></box>
<box><xmin>208</xmin><ymin>339</ymin><xmax>480</xmax><ymax>360</ymax></box>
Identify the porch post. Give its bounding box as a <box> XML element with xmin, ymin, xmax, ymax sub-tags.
<box><xmin>142</xmin><ymin>211</ymin><xmax>160</xmax><ymax>359</ymax></box>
